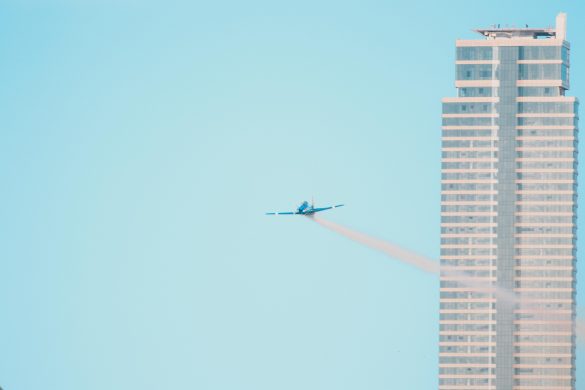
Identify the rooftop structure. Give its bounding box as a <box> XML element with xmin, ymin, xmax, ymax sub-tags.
<box><xmin>474</xmin><ymin>13</ymin><xmax>567</xmax><ymax>40</ymax></box>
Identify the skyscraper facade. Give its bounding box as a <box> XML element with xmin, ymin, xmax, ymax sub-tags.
<box><xmin>440</xmin><ymin>13</ymin><xmax>578</xmax><ymax>390</ymax></box>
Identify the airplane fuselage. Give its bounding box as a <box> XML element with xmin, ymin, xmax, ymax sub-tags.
<box><xmin>297</xmin><ymin>201</ymin><xmax>311</xmax><ymax>214</ymax></box>
<box><xmin>266</xmin><ymin>200</ymin><xmax>343</xmax><ymax>216</ymax></box>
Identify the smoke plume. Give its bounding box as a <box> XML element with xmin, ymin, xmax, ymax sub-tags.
<box><xmin>310</xmin><ymin>216</ymin><xmax>580</xmax><ymax>340</ymax></box>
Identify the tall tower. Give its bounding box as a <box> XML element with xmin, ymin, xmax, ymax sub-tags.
<box><xmin>440</xmin><ymin>13</ymin><xmax>578</xmax><ymax>389</ymax></box>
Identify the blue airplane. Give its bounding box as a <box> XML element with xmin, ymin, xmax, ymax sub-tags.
<box><xmin>266</xmin><ymin>200</ymin><xmax>344</xmax><ymax>216</ymax></box>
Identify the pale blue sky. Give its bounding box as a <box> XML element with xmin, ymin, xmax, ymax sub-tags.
<box><xmin>1</xmin><ymin>1</ymin><xmax>584</xmax><ymax>389</ymax></box>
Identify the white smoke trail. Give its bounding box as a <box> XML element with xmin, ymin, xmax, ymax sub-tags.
<box><xmin>310</xmin><ymin>216</ymin><xmax>580</xmax><ymax>340</ymax></box>
<box><xmin>311</xmin><ymin>216</ymin><xmax>516</xmax><ymax>302</ymax></box>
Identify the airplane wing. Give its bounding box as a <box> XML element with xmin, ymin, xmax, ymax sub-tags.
<box><xmin>312</xmin><ymin>204</ymin><xmax>344</xmax><ymax>213</ymax></box>
<box><xmin>265</xmin><ymin>211</ymin><xmax>296</xmax><ymax>215</ymax></box>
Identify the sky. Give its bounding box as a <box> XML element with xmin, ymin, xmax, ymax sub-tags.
<box><xmin>0</xmin><ymin>1</ymin><xmax>584</xmax><ymax>389</ymax></box>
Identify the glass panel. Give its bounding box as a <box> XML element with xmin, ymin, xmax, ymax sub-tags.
<box><xmin>457</xmin><ymin>47</ymin><xmax>493</xmax><ymax>60</ymax></box>
<box><xmin>517</xmin><ymin>102</ymin><xmax>574</xmax><ymax>113</ymax></box>
<box><xmin>457</xmin><ymin>64</ymin><xmax>495</xmax><ymax>80</ymax></box>
<box><xmin>562</xmin><ymin>46</ymin><xmax>569</xmax><ymax>63</ymax></box>
<box><xmin>562</xmin><ymin>64</ymin><xmax>568</xmax><ymax>84</ymax></box>
<box><xmin>443</xmin><ymin>117</ymin><xmax>496</xmax><ymax>126</ymax></box>
<box><xmin>459</xmin><ymin>87</ymin><xmax>494</xmax><ymax>97</ymax></box>
<box><xmin>517</xmin><ymin>117</ymin><xmax>574</xmax><ymax>126</ymax></box>
<box><xmin>518</xmin><ymin>46</ymin><xmax>561</xmax><ymax>60</ymax></box>
<box><xmin>518</xmin><ymin>87</ymin><xmax>559</xmax><ymax>96</ymax></box>
<box><xmin>443</xmin><ymin>103</ymin><xmax>494</xmax><ymax>114</ymax></box>
<box><xmin>518</xmin><ymin>64</ymin><xmax>562</xmax><ymax>80</ymax></box>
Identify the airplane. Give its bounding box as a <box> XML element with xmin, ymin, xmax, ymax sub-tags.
<box><xmin>266</xmin><ymin>200</ymin><xmax>344</xmax><ymax>216</ymax></box>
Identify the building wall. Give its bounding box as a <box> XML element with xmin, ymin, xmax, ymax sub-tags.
<box><xmin>439</xmin><ymin>21</ymin><xmax>578</xmax><ymax>390</ymax></box>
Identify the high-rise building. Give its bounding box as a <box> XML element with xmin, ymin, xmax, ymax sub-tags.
<box><xmin>440</xmin><ymin>13</ymin><xmax>578</xmax><ymax>390</ymax></box>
